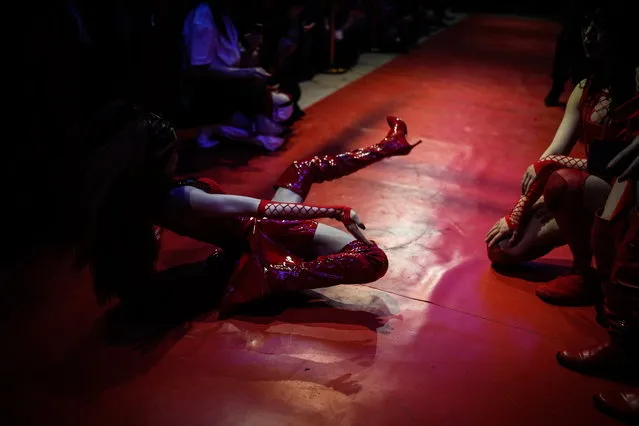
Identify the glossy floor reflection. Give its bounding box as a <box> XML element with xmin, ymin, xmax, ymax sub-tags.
<box><xmin>4</xmin><ymin>15</ymin><xmax>627</xmax><ymax>426</ymax></box>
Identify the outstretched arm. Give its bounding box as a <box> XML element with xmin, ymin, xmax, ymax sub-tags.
<box><xmin>168</xmin><ymin>186</ymin><xmax>371</xmax><ymax>243</ymax></box>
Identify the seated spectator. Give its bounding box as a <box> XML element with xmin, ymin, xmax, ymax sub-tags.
<box><xmin>182</xmin><ymin>1</ymin><xmax>293</xmax><ymax>150</ymax></box>
<box><xmin>259</xmin><ymin>0</ymin><xmax>317</xmax><ymax>122</ymax></box>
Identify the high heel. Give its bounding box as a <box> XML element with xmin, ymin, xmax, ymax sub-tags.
<box><xmin>384</xmin><ymin>116</ymin><xmax>422</xmax><ymax>155</ymax></box>
<box><xmin>274</xmin><ymin>116</ymin><xmax>421</xmax><ymax>200</ymax></box>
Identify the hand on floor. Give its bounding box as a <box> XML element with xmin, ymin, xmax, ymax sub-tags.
<box><xmin>485</xmin><ymin>217</ymin><xmax>512</xmax><ymax>247</ymax></box>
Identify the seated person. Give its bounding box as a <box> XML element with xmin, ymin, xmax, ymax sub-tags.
<box><xmin>182</xmin><ymin>1</ymin><xmax>293</xmax><ymax>150</ymax></box>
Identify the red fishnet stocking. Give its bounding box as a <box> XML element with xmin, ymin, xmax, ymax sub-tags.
<box><xmin>505</xmin><ymin>155</ymin><xmax>588</xmax><ymax>230</ymax></box>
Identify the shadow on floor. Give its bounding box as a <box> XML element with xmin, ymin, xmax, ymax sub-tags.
<box><xmin>492</xmin><ymin>259</ymin><xmax>573</xmax><ymax>283</ymax></box>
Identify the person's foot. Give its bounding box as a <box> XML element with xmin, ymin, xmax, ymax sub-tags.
<box><xmin>556</xmin><ymin>340</ymin><xmax>638</xmax><ymax>378</ymax></box>
<box><xmin>593</xmin><ymin>391</ymin><xmax>639</xmax><ymax>423</ymax></box>
<box><xmin>535</xmin><ymin>268</ymin><xmax>599</xmax><ymax>306</ymax></box>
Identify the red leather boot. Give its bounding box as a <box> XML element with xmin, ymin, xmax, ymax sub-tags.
<box><xmin>593</xmin><ymin>391</ymin><xmax>639</xmax><ymax>423</ymax></box>
<box><xmin>274</xmin><ymin>116</ymin><xmax>421</xmax><ymax>200</ymax></box>
<box><xmin>219</xmin><ymin>224</ymin><xmax>389</xmax><ymax>310</ymax></box>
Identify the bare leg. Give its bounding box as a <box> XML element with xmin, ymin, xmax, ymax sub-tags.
<box><xmin>491</xmin><ymin>155</ymin><xmax>590</xmax><ymax>265</ymax></box>
<box><xmin>491</xmin><ymin>173</ymin><xmax>611</xmax><ymax>266</ymax></box>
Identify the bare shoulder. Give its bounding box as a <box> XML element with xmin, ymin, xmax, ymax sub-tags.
<box><xmin>572</xmin><ymin>79</ymin><xmax>588</xmax><ymax>96</ymax></box>
<box><xmin>166</xmin><ymin>185</ymin><xmax>205</xmax><ymax>209</ymax></box>
<box><xmin>161</xmin><ymin>185</ymin><xmax>207</xmax><ymax>228</ymax></box>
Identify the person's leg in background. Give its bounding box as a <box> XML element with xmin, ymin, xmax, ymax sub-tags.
<box><xmin>557</xmin><ymin>180</ymin><xmax>638</xmax><ymax>424</ymax></box>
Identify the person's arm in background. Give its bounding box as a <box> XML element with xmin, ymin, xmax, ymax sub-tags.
<box><xmin>187</xmin><ymin>4</ymin><xmax>269</xmax><ymax>80</ymax></box>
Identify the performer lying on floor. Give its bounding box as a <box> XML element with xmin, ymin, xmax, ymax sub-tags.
<box><xmin>76</xmin><ymin>102</ymin><xmax>420</xmax><ymax>313</ymax></box>
<box><xmin>485</xmin><ymin>3</ymin><xmax>638</xmax><ymax>306</ymax></box>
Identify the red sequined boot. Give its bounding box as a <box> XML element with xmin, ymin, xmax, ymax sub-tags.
<box><xmin>219</xmin><ymin>224</ymin><xmax>388</xmax><ymax>311</ymax></box>
<box><xmin>274</xmin><ymin>116</ymin><xmax>421</xmax><ymax>200</ymax></box>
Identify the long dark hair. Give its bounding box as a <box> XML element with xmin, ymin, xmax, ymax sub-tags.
<box><xmin>76</xmin><ymin>101</ymin><xmax>177</xmax><ymax>305</ymax></box>
<box><xmin>583</xmin><ymin>1</ymin><xmax>638</xmax><ymax>109</ymax></box>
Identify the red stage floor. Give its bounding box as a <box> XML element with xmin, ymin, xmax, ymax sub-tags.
<box><xmin>3</xmin><ymin>15</ymin><xmax>629</xmax><ymax>426</ymax></box>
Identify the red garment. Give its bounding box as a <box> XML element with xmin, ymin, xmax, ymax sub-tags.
<box><xmin>157</xmin><ymin>177</ymin><xmax>387</xmax><ymax>309</ymax></box>
<box><xmin>579</xmin><ymin>80</ymin><xmax>639</xmax><ymax>148</ymax></box>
